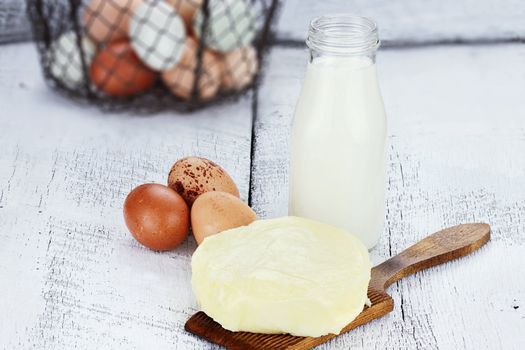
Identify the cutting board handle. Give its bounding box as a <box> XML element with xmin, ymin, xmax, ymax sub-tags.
<box><xmin>370</xmin><ymin>223</ymin><xmax>490</xmax><ymax>291</ymax></box>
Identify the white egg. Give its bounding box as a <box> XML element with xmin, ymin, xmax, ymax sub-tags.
<box><xmin>129</xmin><ymin>0</ymin><xmax>187</xmax><ymax>71</ymax></box>
<box><xmin>193</xmin><ymin>0</ymin><xmax>256</xmax><ymax>52</ymax></box>
<box><xmin>49</xmin><ymin>31</ymin><xmax>96</xmax><ymax>89</ymax></box>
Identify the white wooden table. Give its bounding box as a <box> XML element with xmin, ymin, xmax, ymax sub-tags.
<box><xmin>1</xmin><ymin>1</ymin><xmax>524</xmax><ymax>349</ymax></box>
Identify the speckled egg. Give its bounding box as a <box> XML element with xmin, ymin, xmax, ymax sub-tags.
<box><xmin>167</xmin><ymin>156</ymin><xmax>239</xmax><ymax>207</ymax></box>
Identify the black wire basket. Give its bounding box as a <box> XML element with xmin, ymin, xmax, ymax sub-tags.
<box><xmin>27</xmin><ymin>0</ymin><xmax>279</xmax><ymax>112</ymax></box>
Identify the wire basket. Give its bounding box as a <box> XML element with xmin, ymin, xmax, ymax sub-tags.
<box><xmin>27</xmin><ymin>0</ymin><xmax>279</xmax><ymax>112</ymax></box>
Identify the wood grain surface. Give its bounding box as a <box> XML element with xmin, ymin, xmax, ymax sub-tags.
<box><xmin>275</xmin><ymin>0</ymin><xmax>525</xmax><ymax>45</ymax></box>
<box><xmin>0</xmin><ymin>0</ymin><xmax>31</xmax><ymax>43</ymax></box>
<box><xmin>3</xmin><ymin>0</ymin><xmax>525</xmax><ymax>45</ymax></box>
<box><xmin>1</xmin><ymin>0</ymin><xmax>525</xmax><ymax>349</ymax></box>
<box><xmin>252</xmin><ymin>44</ymin><xmax>525</xmax><ymax>349</ymax></box>
<box><xmin>0</xmin><ymin>43</ymin><xmax>250</xmax><ymax>350</ymax></box>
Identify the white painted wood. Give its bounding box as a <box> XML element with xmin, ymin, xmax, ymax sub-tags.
<box><xmin>2</xmin><ymin>1</ymin><xmax>525</xmax><ymax>348</ymax></box>
<box><xmin>275</xmin><ymin>0</ymin><xmax>525</xmax><ymax>43</ymax></box>
<box><xmin>4</xmin><ymin>0</ymin><xmax>525</xmax><ymax>45</ymax></box>
<box><xmin>0</xmin><ymin>42</ymin><xmax>251</xmax><ymax>349</ymax></box>
<box><xmin>0</xmin><ymin>0</ymin><xmax>31</xmax><ymax>43</ymax></box>
<box><xmin>253</xmin><ymin>45</ymin><xmax>525</xmax><ymax>349</ymax></box>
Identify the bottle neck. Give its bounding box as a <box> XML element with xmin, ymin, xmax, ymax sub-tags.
<box><xmin>306</xmin><ymin>14</ymin><xmax>380</xmax><ymax>62</ymax></box>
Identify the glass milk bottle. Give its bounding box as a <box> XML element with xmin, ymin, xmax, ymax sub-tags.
<box><xmin>289</xmin><ymin>15</ymin><xmax>387</xmax><ymax>249</ymax></box>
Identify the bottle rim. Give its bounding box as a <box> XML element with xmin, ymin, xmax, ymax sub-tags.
<box><xmin>306</xmin><ymin>14</ymin><xmax>380</xmax><ymax>55</ymax></box>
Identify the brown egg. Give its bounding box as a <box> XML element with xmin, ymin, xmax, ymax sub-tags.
<box><xmin>221</xmin><ymin>45</ymin><xmax>258</xmax><ymax>91</ymax></box>
<box><xmin>166</xmin><ymin>0</ymin><xmax>203</xmax><ymax>27</ymax></box>
<box><xmin>167</xmin><ymin>156</ymin><xmax>239</xmax><ymax>207</ymax></box>
<box><xmin>191</xmin><ymin>191</ymin><xmax>256</xmax><ymax>244</ymax></box>
<box><xmin>90</xmin><ymin>40</ymin><xmax>157</xmax><ymax>96</ymax></box>
<box><xmin>83</xmin><ymin>0</ymin><xmax>142</xmax><ymax>44</ymax></box>
<box><xmin>161</xmin><ymin>37</ymin><xmax>222</xmax><ymax>100</ymax></box>
<box><xmin>123</xmin><ymin>184</ymin><xmax>189</xmax><ymax>251</ymax></box>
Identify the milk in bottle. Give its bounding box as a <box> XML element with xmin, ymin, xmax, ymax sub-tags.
<box><xmin>289</xmin><ymin>15</ymin><xmax>387</xmax><ymax>249</ymax></box>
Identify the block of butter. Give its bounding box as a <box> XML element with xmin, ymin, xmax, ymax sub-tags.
<box><xmin>191</xmin><ymin>216</ymin><xmax>371</xmax><ymax>337</ymax></box>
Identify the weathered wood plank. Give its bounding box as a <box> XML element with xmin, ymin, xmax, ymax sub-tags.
<box><xmin>252</xmin><ymin>44</ymin><xmax>525</xmax><ymax>349</ymax></box>
<box><xmin>275</xmin><ymin>0</ymin><xmax>525</xmax><ymax>44</ymax></box>
<box><xmin>0</xmin><ymin>42</ymin><xmax>251</xmax><ymax>349</ymax></box>
<box><xmin>4</xmin><ymin>0</ymin><xmax>525</xmax><ymax>45</ymax></box>
<box><xmin>0</xmin><ymin>0</ymin><xmax>31</xmax><ymax>44</ymax></box>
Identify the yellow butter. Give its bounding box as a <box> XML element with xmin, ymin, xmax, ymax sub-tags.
<box><xmin>191</xmin><ymin>216</ymin><xmax>371</xmax><ymax>337</ymax></box>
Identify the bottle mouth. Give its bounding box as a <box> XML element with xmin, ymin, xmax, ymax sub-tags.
<box><xmin>306</xmin><ymin>14</ymin><xmax>380</xmax><ymax>55</ymax></box>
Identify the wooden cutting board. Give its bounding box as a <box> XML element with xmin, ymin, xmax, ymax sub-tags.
<box><xmin>185</xmin><ymin>223</ymin><xmax>490</xmax><ymax>350</ymax></box>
